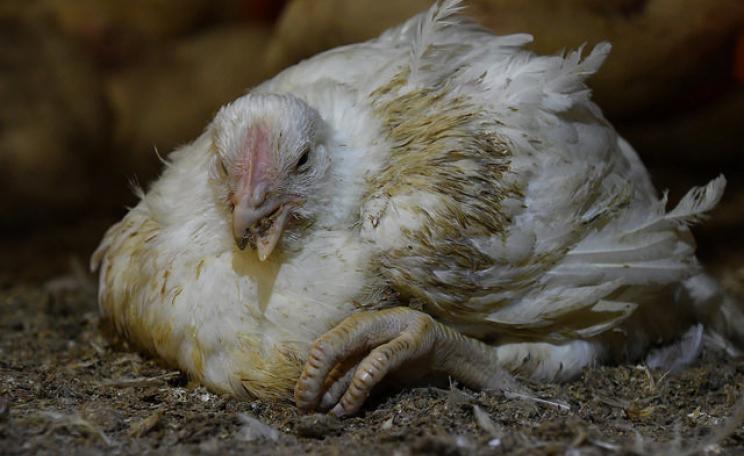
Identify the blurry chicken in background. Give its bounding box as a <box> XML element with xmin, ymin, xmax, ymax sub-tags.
<box><xmin>736</xmin><ymin>34</ymin><xmax>744</xmax><ymax>83</ymax></box>
<box><xmin>40</xmin><ymin>0</ymin><xmax>284</xmax><ymax>190</ymax></box>
<box><xmin>0</xmin><ymin>8</ymin><xmax>108</xmax><ymax>227</ymax></box>
<box><xmin>92</xmin><ymin>1</ymin><xmax>744</xmax><ymax>416</ymax></box>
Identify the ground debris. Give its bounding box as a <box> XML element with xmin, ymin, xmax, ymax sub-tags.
<box><xmin>34</xmin><ymin>410</ymin><xmax>114</xmax><ymax>446</ymax></box>
<box><xmin>236</xmin><ymin>413</ymin><xmax>281</xmax><ymax>442</ymax></box>
<box><xmin>100</xmin><ymin>371</ymin><xmax>182</xmax><ymax>388</ymax></box>
<box><xmin>293</xmin><ymin>413</ymin><xmax>343</xmax><ymax>438</ymax></box>
<box><xmin>0</xmin><ymin>396</ymin><xmax>9</xmax><ymax>422</ymax></box>
<box><xmin>472</xmin><ymin>405</ymin><xmax>500</xmax><ymax>438</ymax></box>
<box><xmin>3</xmin><ymin>278</ymin><xmax>744</xmax><ymax>454</ymax></box>
<box><xmin>127</xmin><ymin>409</ymin><xmax>163</xmax><ymax>438</ymax></box>
<box><xmin>411</xmin><ymin>433</ymin><xmax>475</xmax><ymax>456</ymax></box>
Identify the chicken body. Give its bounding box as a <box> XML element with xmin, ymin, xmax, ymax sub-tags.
<box><xmin>93</xmin><ymin>1</ymin><xmax>740</xmax><ymax>415</ymax></box>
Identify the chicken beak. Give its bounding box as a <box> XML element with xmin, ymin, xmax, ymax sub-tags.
<box><xmin>255</xmin><ymin>208</ymin><xmax>290</xmax><ymax>261</ymax></box>
<box><xmin>232</xmin><ymin>199</ymin><xmax>291</xmax><ymax>261</ymax></box>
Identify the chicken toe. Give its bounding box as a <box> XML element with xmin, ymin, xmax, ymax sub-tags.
<box><xmin>318</xmin><ymin>361</ymin><xmax>359</xmax><ymax>412</ymax></box>
<box><xmin>295</xmin><ymin>307</ymin><xmax>520</xmax><ymax>416</ymax></box>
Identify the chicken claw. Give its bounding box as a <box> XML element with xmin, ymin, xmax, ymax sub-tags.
<box><xmin>295</xmin><ymin>307</ymin><xmax>517</xmax><ymax>416</ymax></box>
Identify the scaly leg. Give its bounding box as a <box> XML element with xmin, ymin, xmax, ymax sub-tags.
<box><xmin>294</xmin><ymin>307</ymin><xmax>521</xmax><ymax>416</ymax></box>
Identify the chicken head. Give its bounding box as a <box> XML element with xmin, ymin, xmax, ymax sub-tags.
<box><xmin>210</xmin><ymin>93</ymin><xmax>330</xmax><ymax>260</ymax></box>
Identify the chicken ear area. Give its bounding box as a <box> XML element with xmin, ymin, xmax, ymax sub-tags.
<box><xmin>294</xmin><ymin>307</ymin><xmax>524</xmax><ymax>416</ymax></box>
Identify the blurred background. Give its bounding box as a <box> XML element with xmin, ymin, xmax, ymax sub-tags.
<box><xmin>1</xmin><ymin>0</ymin><xmax>743</xmax><ymax>287</ymax></box>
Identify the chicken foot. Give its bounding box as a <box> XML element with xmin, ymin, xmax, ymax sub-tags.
<box><xmin>294</xmin><ymin>306</ymin><xmax>520</xmax><ymax>416</ymax></box>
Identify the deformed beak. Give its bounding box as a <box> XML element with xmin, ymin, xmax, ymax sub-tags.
<box><xmin>232</xmin><ymin>198</ymin><xmax>292</xmax><ymax>261</ymax></box>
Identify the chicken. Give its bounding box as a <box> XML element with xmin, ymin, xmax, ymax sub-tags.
<box><xmin>92</xmin><ymin>0</ymin><xmax>744</xmax><ymax>416</ymax></box>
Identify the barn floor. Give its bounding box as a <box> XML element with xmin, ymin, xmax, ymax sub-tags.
<box><xmin>2</xmin><ymin>215</ymin><xmax>744</xmax><ymax>456</ymax></box>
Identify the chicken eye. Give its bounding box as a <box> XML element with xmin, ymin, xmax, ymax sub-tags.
<box><xmin>296</xmin><ymin>148</ymin><xmax>310</xmax><ymax>170</ymax></box>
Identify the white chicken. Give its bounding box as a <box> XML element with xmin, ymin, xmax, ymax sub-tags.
<box><xmin>92</xmin><ymin>0</ymin><xmax>744</xmax><ymax>416</ymax></box>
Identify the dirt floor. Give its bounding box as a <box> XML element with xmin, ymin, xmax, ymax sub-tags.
<box><xmin>2</xmin><ymin>217</ymin><xmax>744</xmax><ymax>455</ymax></box>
